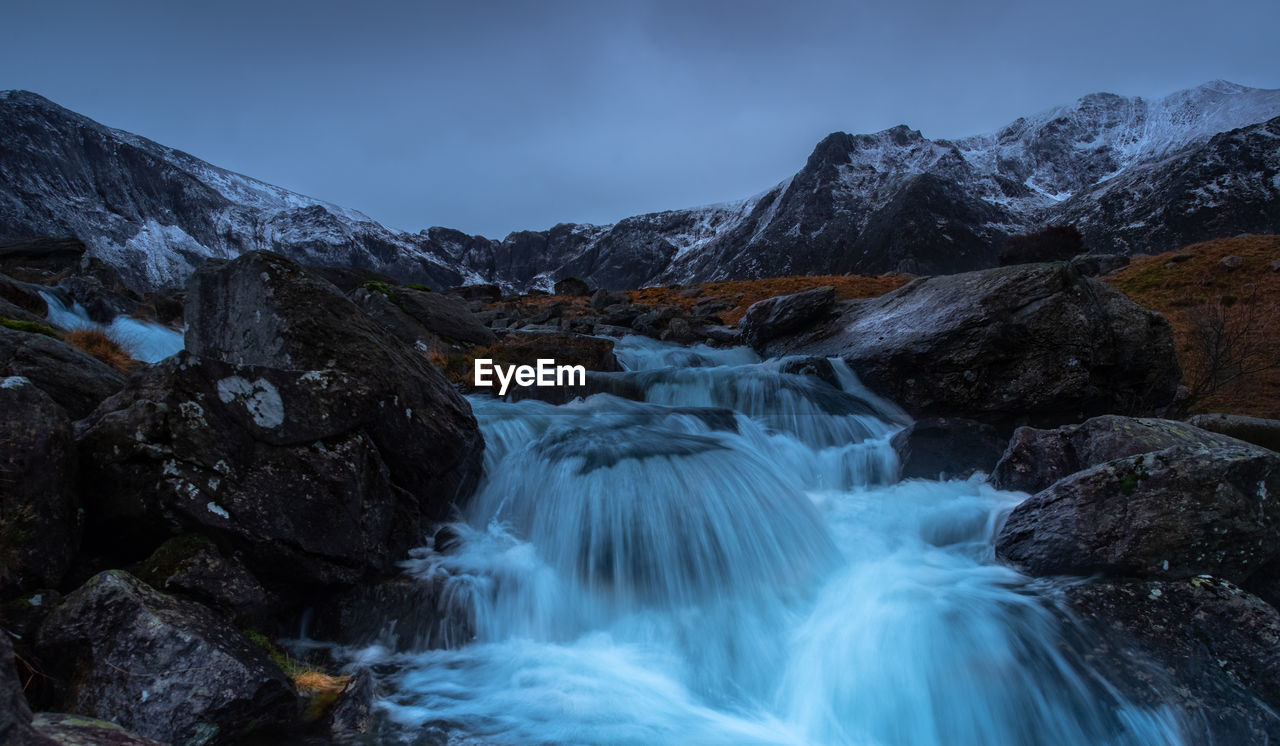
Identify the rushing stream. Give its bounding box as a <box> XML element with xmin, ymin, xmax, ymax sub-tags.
<box><xmin>331</xmin><ymin>336</ymin><xmax>1188</xmax><ymax>745</ymax></box>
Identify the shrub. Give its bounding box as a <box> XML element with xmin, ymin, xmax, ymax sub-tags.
<box><xmin>404</xmin><ymin>283</ymin><xmax>431</xmax><ymax>292</ymax></box>
<box><xmin>63</xmin><ymin>328</ymin><xmax>137</xmax><ymax>374</ymax></box>
<box><xmin>361</xmin><ymin>280</ymin><xmax>402</xmax><ymax>307</ymax></box>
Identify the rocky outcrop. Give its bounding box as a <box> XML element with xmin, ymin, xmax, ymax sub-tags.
<box><xmin>996</xmin><ymin>444</ymin><xmax>1280</xmax><ymax>583</ymax></box>
<box><xmin>0</xmin><ymin>326</ymin><xmax>125</xmax><ymax>418</ymax></box>
<box><xmin>37</xmin><ymin>570</ymin><xmax>296</xmax><ymax>746</ymax></box>
<box><xmin>184</xmin><ymin>251</ymin><xmax>483</xmax><ymax>518</ymax></box>
<box><xmin>0</xmin><ymin>273</ymin><xmax>47</xmax><ymax>316</ymax></box>
<box><xmin>1061</xmin><ymin>577</ymin><xmax>1280</xmax><ymax>743</ymax></box>
<box><xmin>351</xmin><ymin>283</ymin><xmax>495</xmax><ymax>350</ymax></box>
<box><xmin>738</xmin><ymin>286</ymin><xmax>836</xmax><ymax>352</ymax></box>
<box><xmin>991</xmin><ymin>415</ymin><xmax>1247</xmax><ymax>494</ymax></box>
<box><xmin>1188</xmin><ymin>413</ymin><xmax>1280</xmax><ymax>453</ymax></box>
<box><xmin>76</xmin><ymin>353</ymin><xmax>452</xmax><ymax>590</ymax></box>
<box><xmin>0</xmin><ymin>377</ymin><xmax>79</xmax><ymax>595</ymax></box>
<box><xmin>768</xmin><ymin>263</ymin><xmax>1179</xmax><ymax>429</ymax></box>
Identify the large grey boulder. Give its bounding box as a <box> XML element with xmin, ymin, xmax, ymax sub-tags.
<box><xmin>768</xmin><ymin>263</ymin><xmax>1179</xmax><ymax>429</ymax></box>
<box><xmin>37</xmin><ymin>571</ymin><xmax>296</xmax><ymax>746</ymax></box>
<box><xmin>997</xmin><ymin>444</ymin><xmax>1280</xmax><ymax>583</ymax></box>
<box><xmin>184</xmin><ymin>251</ymin><xmax>482</xmax><ymax>507</ymax></box>
<box><xmin>0</xmin><ymin>377</ymin><xmax>80</xmax><ymax>595</ymax></box>
<box><xmin>77</xmin><ymin>353</ymin><xmax>457</xmax><ymax>590</ymax></box>
<box><xmin>350</xmin><ymin>283</ymin><xmax>495</xmax><ymax>350</ymax></box>
<box><xmin>0</xmin><ymin>325</ymin><xmax>125</xmax><ymax>418</ymax></box>
<box><xmin>991</xmin><ymin>415</ymin><xmax>1248</xmax><ymax>494</ymax></box>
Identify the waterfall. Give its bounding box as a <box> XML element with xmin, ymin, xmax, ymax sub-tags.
<box><xmin>40</xmin><ymin>290</ymin><xmax>185</xmax><ymax>363</ymax></box>
<box><xmin>335</xmin><ymin>336</ymin><xmax>1188</xmax><ymax>745</ymax></box>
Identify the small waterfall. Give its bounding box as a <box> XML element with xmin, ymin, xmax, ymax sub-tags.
<box><xmin>336</xmin><ymin>336</ymin><xmax>1188</xmax><ymax>745</ymax></box>
<box><xmin>40</xmin><ymin>290</ymin><xmax>185</xmax><ymax>363</ymax></box>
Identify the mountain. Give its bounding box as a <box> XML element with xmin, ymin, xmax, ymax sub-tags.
<box><xmin>1</xmin><ymin>81</ymin><xmax>1278</xmax><ymax>293</ymax></box>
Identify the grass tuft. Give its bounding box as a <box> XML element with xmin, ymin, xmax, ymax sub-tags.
<box><xmin>63</xmin><ymin>328</ymin><xmax>138</xmax><ymax>374</ymax></box>
<box><xmin>0</xmin><ymin>318</ymin><xmax>60</xmax><ymax>338</ymax></box>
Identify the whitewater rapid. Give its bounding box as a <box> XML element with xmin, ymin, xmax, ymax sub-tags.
<box><xmin>332</xmin><ymin>336</ymin><xmax>1187</xmax><ymax>745</ymax></box>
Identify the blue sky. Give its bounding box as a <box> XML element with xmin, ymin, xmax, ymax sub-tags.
<box><xmin>3</xmin><ymin>0</ymin><xmax>1277</xmax><ymax>238</ymax></box>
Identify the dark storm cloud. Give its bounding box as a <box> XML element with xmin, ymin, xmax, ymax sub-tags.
<box><xmin>2</xmin><ymin>0</ymin><xmax>1277</xmax><ymax>237</ymax></box>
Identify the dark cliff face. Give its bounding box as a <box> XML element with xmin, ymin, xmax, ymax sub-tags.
<box><xmin>1</xmin><ymin>83</ymin><xmax>1277</xmax><ymax>293</ymax></box>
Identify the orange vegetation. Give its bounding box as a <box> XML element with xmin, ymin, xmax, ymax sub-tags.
<box><xmin>626</xmin><ymin>274</ymin><xmax>912</xmax><ymax>325</ymax></box>
<box><xmin>62</xmin><ymin>328</ymin><xmax>138</xmax><ymax>374</ymax></box>
<box><xmin>1105</xmin><ymin>235</ymin><xmax>1280</xmax><ymax>418</ymax></box>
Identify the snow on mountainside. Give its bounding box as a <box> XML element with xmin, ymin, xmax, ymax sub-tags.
<box><xmin>0</xmin><ymin>81</ymin><xmax>1278</xmax><ymax>292</ymax></box>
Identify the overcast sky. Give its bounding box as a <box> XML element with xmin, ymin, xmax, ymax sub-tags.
<box><xmin>3</xmin><ymin>0</ymin><xmax>1277</xmax><ymax>238</ymax></box>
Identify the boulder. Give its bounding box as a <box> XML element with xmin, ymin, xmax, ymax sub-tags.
<box><xmin>1219</xmin><ymin>255</ymin><xmax>1245</xmax><ymax>271</ymax></box>
<box><xmin>770</xmin><ymin>263</ymin><xmax>1179</xmax><ymax>429</ymax></box>
<box><xmin>76</xmin><ymin>353</ymin><xmax>455</xmax><ymax>589</ymax></box>
<box><xmin>590</xmin><ymin>288</ymin><xmax>627</xmax><ymax>311</ymax></box>
<box><xmin>1061</xmin><ymin>577</ymin><xmax>1280</xmax><ymax>743</ymax></box>
<box><xmin>892</xmin><ymin>417</ymin><xmax>1006</xmax><ymax>480</ymax></box>
<box><xmin>303</xmin><ymin>264</ymin><xmax>398</xmax><ymax>294</ymax></box>
<box><xmin>1188</xmin><ymin>413</ymin><xmax>1280</xmax><ymax>453</ymax></box>
<box><xmin>997</xmin><ymin>444</ymin><xmax>1280</xmax><ymax>583</ymax></box>
<box><xmin>738</xmin><ymin>286</ymin><xmax>836</xmax><ymax>352</ymax></box>
<box><xmin>0</xmin><ymin>377</ymin><xmax>80</xmax><ymax>595</ymax></box>
<box><xmin>553</xmin><ymin>277</ymin><xmax>591</xmax><ymax>297</ymax></box>
<box><xmin>991</xmin><ymin>415</ymin><xmax>1248</xmax><ymax>494</ymax></box>
<box><xmin>0</xmin><ymin>326</ymin><xmax>125</xmax><ymax>418</ymax></box>
<box><xmin>2</xmin><ymin>629</ymin><xmax>57</xmax><ymax>746</ymax></box>
<box><xmin>0</xmin><ymin>237</ymin><xmax>87</xmax><ymax>285</ymax></box>
<box><xmin>325</xmin><ymin>669</ymin><xmax>375</xmax><ymax>739</ymax></box>
<box><xmin>0</xmin><ymin>273</ymin><xmax>48</xmax><ymax>316</ymax></box>
<box><xmin>131</xmin><ymin>536</ymin><xmax>277</xmax><ymax>625</ymax></box>
<box><xmin>444</xmin><ymin>283</ymin><xmax>502</xmax><ymax>302</ymax></box>
<box><xmin>183</xmin><ymin>251</ymin><xmax>483</xmax><ymax>520</ymax></box>
<box><xmin>38</xmin><ymin>571</ymin><xmax>295</xmax><ymax>746</ymax></box>
<box><xmin>351</xmin><ymin>284</ymin><xmax>495</xmax><ymax>350</ymax></box>
<box><xmin>1069</xmin><ymin>253</ymin><xmax>1129</xmax><ymax>277</ymax></box>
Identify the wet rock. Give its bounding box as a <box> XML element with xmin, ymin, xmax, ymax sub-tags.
<box><xmin>997</xmin><ymin>444</ymin><xmax>1280</xmax><ymax>583</ymax></box>
<box><xmin>0</xmin><ymin>273</ymin><xmax>48</xmax><ymax>316</ymax></box>
<box><xmin>602</xmin><ymin>303</ymin><xmax>642</xmax><ymax>327</ymax></box>
<box><xmin>37</xmin><ymin>570</ymin><xmax>295</xmax><ymax>746</ymax></box>
<box><xmin>1187</xmin><ymin>413</ymin><xmax>1280</xmax><ymax>453</ymax></box>
<box><xmin>991</xmin><ymin>415</ymin><xmax>1247</xmax><ymax>494</ymax></box>
<box><xmin>1061</xmin><ymin>577</ymin><xmax>1280</xmax><ymax>743</ymax></box>
<box><xmin>777</xmin><ymin>356</ymin><xmax>840</xmax><ymax>389</ymax></box>
<box><xmin>311</xmin><ymin>575</ymin><xmax>461</xmax><ymax>652</ymax></box>
<box><xmin>0</xmin><ymin>377</ymin><xmax>80</xmax><ymax>595</ymax></box>
<box><xmin>738</xmin><ymin>286</ymin><xmax>836</xmax><ymax>352</ymax></box>
<box><xmin>30</xmin><ymin>714</ymin><xmax>166</xmax><ymax>746</ymax></box>
<box><xmin>0</xmin><ymin>326</ymin><xmax>125</xmax><ymax>418</ymax></box>
<box><xmin>553</xmin><ymin>277</ymin><xmax>591</xmax><ymax>297</ymax></box>
<box><xmin>892</xmin><ymin>417</ymin><xmax>1006</xmax><ymax>480</ymax></box>
<box><xmin>631</xmin><ymin>306</ymin><xmax>678</xmax><ymax>336</ymax></box>
<box><xmin>769</xmin><ymin>263</ymin><xmax>1179</xmax><ymax>429</ymax></box>
<box><xmin>326</xmin><ymin>669</ymin><xmax>375</xmax><ymax>739</ymax></box>
<box><xmin>76</xmin><ymin>353</ymin><xmax>450</xmax><ymax>590</ymax></box>
<box><xmin>131</xmin><ymin>536</ymin><xmax>277</xmax><ymax>625</ymax></box>
<box><xmin>52</xmin><ymin>276</ymin><xmax>141</xmax><ymax>323</ymax></box>
<box><xmin>660</xmin><ymin>317</ymin><xmax>696</xmax><ymax>343</ymax></box>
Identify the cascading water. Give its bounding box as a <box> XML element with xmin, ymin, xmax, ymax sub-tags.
<box><xmin>335</xmin><ymin>336</ymin><xmax>1188</xmax><ymax>745</ymax></box>
<box><xmin>39</xmin><ymin>290</ymin><xmax>185</xmax><ymax>363</ymax></box>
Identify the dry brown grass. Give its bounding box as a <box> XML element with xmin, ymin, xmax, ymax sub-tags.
<box><xmin>626</xmin><ymin>274</ymin><xmax>912</xmax><ymax>325</ymax></box>
<box><xmin>1105</xmin><ymin>235</ymin><xmax>1280</xmax><ymax>417</ymax></box>
<box><xmin>63</xmin><ymin>328</ymin><xmax>138</xmax><ymax>374</ymax></box>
